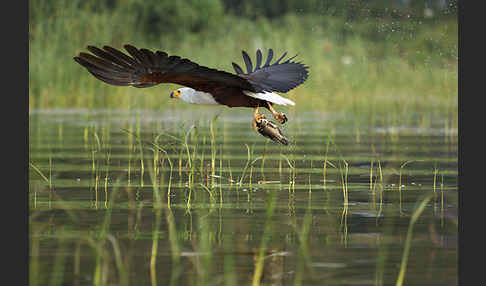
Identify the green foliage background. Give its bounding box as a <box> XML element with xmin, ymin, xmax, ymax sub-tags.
<box><xmin>29</xmin><ymin>0</ymin><xmax>457</xmax><ymax>119</ymax></box>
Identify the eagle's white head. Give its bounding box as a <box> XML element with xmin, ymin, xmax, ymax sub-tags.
<box><xmin>170</xmin><ymin>87</ymin><xmax>220</xmax><ymax>105</ymax></box>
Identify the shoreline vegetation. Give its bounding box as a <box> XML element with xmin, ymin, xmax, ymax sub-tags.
<box><xmin>29</xmin><ymin>0</ymin><xmax>457</xmax><ymax>120</ymax></box>
<box><xmin>29</xmin><ymin>3</ymin><xmax>458</xmax><ymax>285</ymax></box>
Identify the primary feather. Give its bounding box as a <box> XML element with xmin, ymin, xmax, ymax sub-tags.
<box><xmin>74</xmin><ymin>44</ymin><xmax>255</xmax><ymax>92</ymax></box>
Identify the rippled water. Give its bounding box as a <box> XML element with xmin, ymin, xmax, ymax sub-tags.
<box><xmin>29</xmin><ymin>109</ymin><xmax>458</xmax><ymax>286</ymax></box>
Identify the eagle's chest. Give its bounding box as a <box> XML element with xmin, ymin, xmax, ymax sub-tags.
<box><xmin>184</xmin><ymin>90</ymin><xmax>221</xmax><ymax>105</ymax></box>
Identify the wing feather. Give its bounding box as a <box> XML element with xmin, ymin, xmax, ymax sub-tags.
<box><xmin>87</xmin><ymin>46</ymin><xmax>133</xmax><ymax>70</ymax></box>
<box><xmin>74</xmin><ymin>44</ymin><xmax>256</xmax><ymax>92</ymax></box>
<box><xmin>76</xmin><ymin>53</ymin><xmax>131</xmax><ymax>76</ymax></box>
<box><xmin>274</xmin><ymin>52</ymin><xmax>287</xmax><ymax>65</ymax></box>
<box><xmin>123</xmin><ymin>44</ymin><xmax>147</xmax><ymax>65</ymax></box>
<box><xmin>232</xmin><ymin>62</ymin><xmax>244</xmax><ymax>75</ymax></box>
<box><xmin>262</xmin><ymin>49</ymin><xmax>273</xmax><ymax>68</ymax></box>
<box><xmin>74</xmin><ymin>57</ymin><xmax>133</xmax><ymax>86</ymax></box>
<box><xmin>236</xmin><ymin>49</ymin><xmax>309</xmax><ymax>93</ymax></box>
<box><xmin>255</xmin><ymin>49</ymin><xmax>262</xmax><ymax>71</ymax></box>
<box><xmin>241</xmin><ymin>51</ymin><xmax>253</xmax><ymax>74</ymax></box>
<box><xmin>140</xmin><ymin>48</ymin><xmax>157</xmax><ymax>67</ymax></box>
<box><xmin>102</xmin><ymin>45</ymin><xmax>142</xmax><ymax>68</ymax></box>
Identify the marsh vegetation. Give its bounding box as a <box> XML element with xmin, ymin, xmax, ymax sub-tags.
<box><xmin>29</xmin><ymin>109</ymin><xmax>457</xmax><ymax>286</ymax></box>
<box><xmin>29</xmin><ymin>1</ymin><xmax>457</xmax><ymax>285</ymax></box>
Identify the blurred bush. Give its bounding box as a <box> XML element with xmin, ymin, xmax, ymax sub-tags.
<box><xmin>30</xmin><ymin>0</ymin><xmax>457</xmax><ymax>40</ymax></box>
<box><xmin>127</xmin><ymin>0</ymin><xmax>224</xmax><ymax>40</ymax></box>
<box><xmin>223</xmin><ymin>0</ymin><xmax>457</xmax><ymax>20</ymax></box>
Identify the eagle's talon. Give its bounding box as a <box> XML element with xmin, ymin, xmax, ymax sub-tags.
<box><xmin>275</xmin><ymin>112</ymin><xmax>288</xmax><ymax>124</ymax></box>
<box><xmin>266</xmin><ymin>102</ymin><xmax>288</xmax><ymax>124</ymax></box>
<box><xmin>252</xmin><ymin>110</ymin><xmax>266</xmax><ymax>131</ymax></box>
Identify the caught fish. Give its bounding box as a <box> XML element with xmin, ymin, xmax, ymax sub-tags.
<box><xmin>253</xmin><ymin>115</ymin><xmax>289</xmax><ymax>145</ymax></box>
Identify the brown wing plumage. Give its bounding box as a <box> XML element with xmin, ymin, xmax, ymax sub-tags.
<box><xmin>74</xmin><ymin>44</ymin><xmax>256</xmax><ymax>93</ymax></box>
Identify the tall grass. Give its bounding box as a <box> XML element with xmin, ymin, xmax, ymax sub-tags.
<box><xmin>396</xmin><ymin>194</ymin><xmax>434</xmax><ymax>286</ymax></box>
<box><xmin>29</xmin><ymin>0</ymin><xmax>457</xmax><ymax>119</ymax></box>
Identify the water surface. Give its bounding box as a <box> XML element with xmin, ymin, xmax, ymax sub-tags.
<box><xmin>29</xmin><ymin>109</ymin><xmax>458</xmax><ymax>286</ymax></box>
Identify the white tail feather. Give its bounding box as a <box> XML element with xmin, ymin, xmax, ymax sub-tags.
<box><xmin>243</xmin><ymin>91</ymin><xmax>296</xmax><ymax>106</ymax></box>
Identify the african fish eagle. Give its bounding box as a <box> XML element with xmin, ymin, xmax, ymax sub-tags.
<box><xmin>74</xmin><ymin>44</ymin><xmax>309</xmax><ymax>144</ymax></box>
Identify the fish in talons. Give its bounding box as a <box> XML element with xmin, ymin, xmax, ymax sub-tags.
<box><xmin>253</xmin><ymin>114</ymin><xmax>289</xmax><ymax>145</ymax></box>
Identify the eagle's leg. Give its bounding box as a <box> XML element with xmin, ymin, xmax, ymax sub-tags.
<box><xmin>267</xmin><ymin>102</ymin><xmax>288</xmax><ymax>124</ymax></box>
<box><xmin>253</xmin><ymin>106</ymin><xmax>266</xmax><ymax>132</ymax></box>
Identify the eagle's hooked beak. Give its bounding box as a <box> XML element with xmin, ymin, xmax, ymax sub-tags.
<box><xmin>170</xmin><ymin>90</ymin><xmax>180</xmax><ymax>98</ymax></box>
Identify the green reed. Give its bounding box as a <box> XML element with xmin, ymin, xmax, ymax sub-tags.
<box><xmin>369</xmin><ymin>159</ymin><xmax>374</xmax><ymax>193</ymax></box>
<box><xmin>48</xmin><ymin>227</ymin><xmax>68</xmax><ymax>286</ymax></box>
<box><xmin>29</xmin><ymin>162</ymin><xmax>51</xmax><ymax>190</ymax></box>
<box><xmin>374</xmin><ymin>194</ymin><xmax>397</xmax><ymax>286</ymax></box>
<box><xmin>433</xmin><ymin>166</ymin><xmax>439</xmax><ymax>193</ymax></box>
<box><xmin>138</xmin><ymin>133</ymin><xmax>145</xmax><ymax>187</ymax></box>
<box><xmin>219</xmin><ymin>145</ymin><xmax>224</xmax><ymax>206</ymax></box>
<box><xmin>90</xmin><ymin>129</ymin><xmax>102</xmax><ymax>207</ymax></box>
<box><xmin>147</xmin><ymin>152</ymin><xmax>183</xmax><ymax>285</ymax></box>
<box><xmin>105</xmin><ymin>234</ymin><xmax>129</xmax><ymax>286</ymax></box>
<box><xmin>210</xmin><ymin>115</ymin><xmax>218</xmax><ymax>181</ymax></box>
<box><xmin>252</xmin><ymin>190</ymin><xmax>277</xmax><ymax>286</ymax></box>
<box><xmin>152</xmin><ymin>139</ymin><xmax>175</xmax><ymax>206</ymax></box>
<box><xmin>238</xmin><ymin>143</ymin><xmax>252</xmax><ymax>188</ymax></box>
<box><xmin>398</xmin><ymin>160</ymin><xmax>423</xmax><ymax>214</ymax></box>
<box><xmin>89</xmin><ymin>177</ymin><xmax>126</xmax><ymax>286</ymax></box>
<box><xmin>375</xmin><ymin>160</ymin><xmax>385</xmax><ymax>223</ymax></box>
<box><xmin>293</xmin><ymin>200</ymin><xmax>314</xmax><ymax>286</ymax></box>
<box><xmin>396</xmin><ymin>193</ymin><xmax>433</xmax><ymax>286</ymax></box>
<box><xmin>339</xmin><ymin>159</ymin><xmax>350</xmax><ymax>246</ymax></box>
<box><xmin>260</xmin><ymin>140</ymin><xmax>269</xmax><ymax>180</ymax></box>
<box><xmin>104</xmin><ymin>147</ymin><xmax>111</xmax><ymax>208</ymax></box>
<box><xmin>183</xmin><ymin>125</ymin><xmax>196</xmax><ymax>187</ymax></box>
<box><xmin>322</xmin><ymin>135</ymin><xmax>332</xmax><ymax>187</ymax></box>
<box><xmin>147</xmin><ymin>159</ymin><xmax>162</xmax><ymax>286</ymax></box>
<box><xmin>127</xmin><ymin>126</ymin><xmax>133</xmax><ymax>186</ymax></box>
<box><xmin>227</xmin><ymin>158</ymin><xmax>233</xmax><ymax>185</ymax></box>
<box><xmin>29</xmin><ymin>228</ymin><xmax>41</xmax><ymax>286</ymax></box>
<box><xmin>223</xmin><ymin>227</ymin><xmax>237</xmax><ymax>286</ymax></box>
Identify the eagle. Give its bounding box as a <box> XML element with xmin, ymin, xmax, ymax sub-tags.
<box><xmin>74</xmin><ymin>44</ymin><xmax>309</xmax><ymax>144</ymax></box>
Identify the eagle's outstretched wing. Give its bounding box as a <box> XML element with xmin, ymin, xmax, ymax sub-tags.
<box><xmin>232</xmin><ymin>49</ymin><xmax>309</xmax><ymax>93</ymax></box>
<box><xmin>74</xmin><ymin>44</ymin><xmax>255</xmax><ymax>92</ymax></box>
<box><xmin>74</xmin><ymin>44</ymin><xmax>308</xmax><ymax>94</ymax></box>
